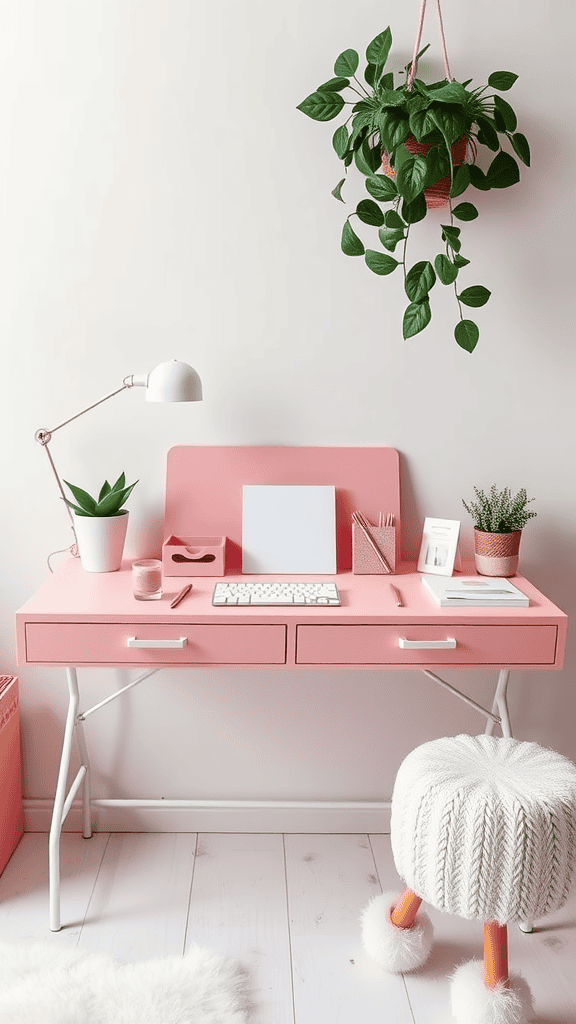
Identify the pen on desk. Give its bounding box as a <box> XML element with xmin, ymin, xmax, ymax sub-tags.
<box><xmin>390</xmin><ymin>584</ymin><xmax>403</xmax><ymax>607</ymax></box>
<box><xmin>170</xmin><ymin>583</ymin><xmax>193</xmax><ymax>609</ymax></box>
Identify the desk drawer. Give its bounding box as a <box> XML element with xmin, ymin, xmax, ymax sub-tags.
<box><xmin>296</xmin><ymin>624</ymin><xmax>558</xmax><ymax>666</ymax></box>
<box><xmin>25</xmin><ymin>623</ymin><xmax>287</xmax><ymax>665</ymax></box>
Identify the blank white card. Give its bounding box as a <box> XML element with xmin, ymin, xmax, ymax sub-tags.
<box><xmin>242</xmin><ymin>485</ymin><xmax>336</xmax><ymax>574</ymax></box>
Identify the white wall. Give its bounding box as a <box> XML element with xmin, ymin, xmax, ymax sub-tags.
<box><xmin>1</xmin><ymin>0</ymin><xmax>575</xmax><ymax>817</ymax></box>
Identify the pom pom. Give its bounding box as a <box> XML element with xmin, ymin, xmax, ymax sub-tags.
<box><xmin>361</xmin><ymin>892</ymin><xmax>433</xmax><ymax>973</ymax></box>
<box><xmin>451</xmin><ymin>960</ymin><xmax>534</xmax><ymax>1024</ymax></box>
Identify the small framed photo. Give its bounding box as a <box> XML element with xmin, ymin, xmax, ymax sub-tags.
<box><xmin>417</xmin><ymin>518</ymin><xmax>461</xmax><ymax>576</ymax></box>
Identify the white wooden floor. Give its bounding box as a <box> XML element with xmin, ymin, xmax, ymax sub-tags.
<box><xmin>0</xmin><ymin>831</ymin><xmax>575</xmax><ymax>1022</ymax></box>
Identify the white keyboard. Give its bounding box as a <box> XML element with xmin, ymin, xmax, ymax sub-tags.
<box><xmin>212</xmin><ymin>582</ymin><xmax>341</xmax><ymax>606</ymax></box>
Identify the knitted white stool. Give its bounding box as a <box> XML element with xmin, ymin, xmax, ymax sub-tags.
<box><xmin>362</xmin><ymin>734</ymin><xmax>576</xmax><ymax>1024</ymax></box>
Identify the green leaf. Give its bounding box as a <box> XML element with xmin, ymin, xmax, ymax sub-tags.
<box><xmin>493</xmin><ymin>95</ymin><xmax>517</xmax><ymax>133</ymax></box>
<box><xmin>334</xmin><ymin>49</ymin><xmax>359</xmax><ymax>76</ymax></box>
<box><xmin>405</xmin><ymin>261</ymin><xmax>436</xmax><ymax>303</ymax></box>
<box><xmin>364</xmin><ymin>62</ymin><xmax>377</xmax><ymax>87</ymax></box>
<box><xmin>428</xmin><ymin>83</ymin><xmax>467</xmax><ymax>105</ymax></box>
<box><xmin>450</xmin><ymin>164</ymin><xmax>470</xmax><ymax>198</ymax></box>
<box><xmin>341</xmin><ymin>219</ymin><xmax>365</xmax><ymax>256</ymax></box>
<box><xmin>378</xmin><ymin>110</ymin><xmax>409</xmax><ymax>150</ymax></box>
<box><xmin>458</xmin><ymin>285</ymin><xmax>491</xmax><ymax>307</ymax></box>
<box><xmin>441</xmin><ymin>224</ymin><xmax>461</xmax><ymax>252</ymax></box>
<box><xmin>380</xmin><ymin>72</ymin><xmax>394</xmax><ymax>90</ymax></box>
<box><xmin>485</xmin><ymin>150</ymin><xmax>520</xmax><ymax>189</ymax></box>
<box><xmin>98</xmin><ymin>480</ymin><xmax>111</xmax><ymax>502</ymax></box>
<box><xmin>378</xmin><ymin>226</ymin><xmax>405</xmax><ymax>251</ymax></box>
<box><xmin>454</xmin><ymin>319</ymin><xmax>479</xmax><ymax>352</ymax></box>
<box><xmin>63</xmin><ymin>481</ymin><xmax>98</xmax><ymax>514</ymax></box>
<box><xmin>396</xmin><ymin>155</ymin><xmax>428</xmax><ymax>203</ymax></box>
<box><xmin>384</xmin><ymin>209</ymin><xmax>405</xmax><ymax>229</ymax></box>
<box><xmin>332</xmin><ymin>125</ymin><xmax>349</xmax><ymax>158</ymax></box>
<box><xmin>452</xmin><ymin>202</ymin><xmax>478</xmax><ymax>221</ymax></box>
<box><xmin>401</xmin><ymin>193</ymin><xmax>427</xmax><ymax>224</ymax></box>
<box><xmin>434</xmin><ymin>253</ymin><xmax>459</xmax><ymax>285</ymax></box>
<box><xmin>318</xmin><ymin>77</ymin><xmax>350</xmax><ymax>93</ymax></box>
<box><xmin>511</xmin><ymin>132</ymin><xmax>530</xmax><ymax>167</ymax></box>
<box><xmin>96</xmin><ymin>482</ymin><xmax>137</xmax><ymax>517</ymax></box>
<box><xmin>409</xmin><ymin>106</ymin><xmax>441</xmax><ymax>142</ymax></box>
<box><xmin>488</xmin><ymin>71</ymin><xmax>518</xmax><ymax>92</ymax></box>
<box><xmin>350</xmin><ymin>112</ymin><xmax>372</xmax><ymax>144</ymax></box>
<box><xmin>469</xmin><ymin>164</ymin><xmax>490</xmax><ymax>191</ymax></box>
<box><xmin>453</xmin><ymin>253</ymin><xmax>471</xmax><ymax>267</ymax></box>
<box><xmin>365</xmin><ymin>174</ymin><xmax>398</xmax><ymax>201</ymax></box>
<box><xmin>297</xmin><ymin>90</ymin><xmax>345</xmax><ymax>122</ymax></box>
<box><xmin>354</xmin><ymin>143</ymin><xmax>374</xmax><ymax>176</ymax></box>
<box><xmin>366</xmin><ymin>27</ymin><xmax>392</xmax><ymax>68</ymax></box>
<box><xmin>363</xmin><ymin>139</ymin><xmax>383</xmax><ymax>173</ymax></box>
<box><xmin>403</xmin><ymin>299</ymin><xmax>432</xmax><ymax>338</ymax></box>
<box><xmin>429</xmin><ymin>106</ymin><xmax>466</xmax><ymax>145</ymax></box>
<box><xmin>111</xmin><ymin>472</ymin><xmax>126</xmax><ymax>492</ymax></box>
<box><xmin>356</xmin><ymin>199</ymin><xmax>384</xmax><ymax>226</ymax></box>
<box><xmin>63</xmin><ymin>499</ymin><xmax>91</xmax><ymax>517</ymax></box>
<box><xmin>475</xmin><ymin>115</ymin><xmax>500</xmax><ymax>152</ymax></box>
<box><xmin>331</xmin><ymin>177</ymin><xmax>346</xmax><ymax>202</ymax></box>
<box><xmin>365</xmin><ymin>249</ymin><xmax>399</xmax><ymax>275</ymax></box>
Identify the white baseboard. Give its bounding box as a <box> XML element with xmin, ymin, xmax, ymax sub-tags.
<box><xmin>24</xmin><ymin>798</ymin><xmax>391</xmax><ymax>834</ymax></box>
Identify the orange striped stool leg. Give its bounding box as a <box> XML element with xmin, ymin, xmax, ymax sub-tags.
<box><xmin>390</xmin><ymin>887</ymin><xmax>423</xmax><ymax>929</ymax></box>
<box><xmin>483</xmin><ymin>921</ymin><xmax>509</xmax><ymax>988</ymax></box>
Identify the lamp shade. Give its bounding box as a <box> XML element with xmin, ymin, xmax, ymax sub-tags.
<box><xmin>145</xmin><ymin>360</ymin><xmax>203</xmax><ymax>403</ymax></box>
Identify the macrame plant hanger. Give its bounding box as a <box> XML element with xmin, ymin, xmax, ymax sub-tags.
<box><xmin>402</xmin><ymin>0</ymin><xmax>466</xmax><ymax>209</ymax></box>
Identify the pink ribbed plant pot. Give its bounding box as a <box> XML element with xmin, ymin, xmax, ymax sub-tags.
<box><xmin>474</xmin><ymin>529</ymin><xmax>522</xmax><ymax>577</ymax></box>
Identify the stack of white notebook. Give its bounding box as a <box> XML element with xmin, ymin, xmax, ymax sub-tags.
<box><xmin>422</xmin><ymin>575</ymin><xmax>529</xmax><ymax>607</ymax></box>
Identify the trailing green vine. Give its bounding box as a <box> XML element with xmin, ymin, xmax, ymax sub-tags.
<box><xmin>297</xmin><ymin>27</ymin><xmax>530</xmax><ymax>352</ymax></box>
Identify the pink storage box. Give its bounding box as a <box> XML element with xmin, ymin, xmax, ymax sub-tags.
<box><xmin>0</xmin><ymin>676</ymin><xmax>23</xmax><ymax>874</ymax></box>
<box><xmin>162</xmin><ymin>535</ymin><xmax>227</xmax><ymax>576</ymax></box>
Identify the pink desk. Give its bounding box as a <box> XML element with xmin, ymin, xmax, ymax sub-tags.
<box><xmin>15</xmin><ymin>447</ymin><xmax>568</xmax><ymax>930</ymax></box>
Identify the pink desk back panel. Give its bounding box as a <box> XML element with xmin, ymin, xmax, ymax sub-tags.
<box><xmin>164</xmin><ymin>446</ymin><xmax>401</xmax><ymax>573</ymax></box>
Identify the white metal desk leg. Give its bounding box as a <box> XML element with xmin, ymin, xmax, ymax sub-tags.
<box><xmin>485</xmin><ymin>669</ymin><xmax>512</xmax><ymax>739</ymax></box>
<box><xmin>74</xmin><ymin>717</ymin><xmax>92</xmax><ymax>839</ymax></box>
<box><xmin>49</xmin><ymin>667</ymin><xmax>80</xmax><ymax>931</ymax></box>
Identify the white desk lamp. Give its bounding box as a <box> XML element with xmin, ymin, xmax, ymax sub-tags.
<box><xmin>35</xmin><ymin>359</ymin><xmax>202</xmax><ymax>557</ymax></box>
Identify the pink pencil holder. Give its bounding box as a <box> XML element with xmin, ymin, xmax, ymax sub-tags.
<box><xmin>352</xmin><ymin>523</ymin><xmax>396</xmax><ymax>574</ymax></box>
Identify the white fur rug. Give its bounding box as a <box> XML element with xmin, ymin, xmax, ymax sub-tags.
<box><xmin>0</xmin><ymin>941</ymin><xmax>249</xmax><ymax>1024</ymax></box>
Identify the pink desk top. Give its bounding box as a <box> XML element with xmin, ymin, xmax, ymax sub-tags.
<box><xmin>17</xmin><ymin>557</ymin><xmax>567</xmax><ymax>628</ymax></box>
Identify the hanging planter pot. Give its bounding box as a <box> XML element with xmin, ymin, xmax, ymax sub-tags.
<box><xmin>382</xmin><ymin>135</ymin><xmax>468</xmax><ymax>209</ymax></box>
<box><xmin>297</xmin><ymin>1</ymin><xmax>530</xmax><ymax>352</ymax></box>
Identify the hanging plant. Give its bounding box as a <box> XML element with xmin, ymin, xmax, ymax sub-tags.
<box><xmin>297</xmin><ymin>22</ymin><xmax>530</xmax><ymax>352</ymax></box>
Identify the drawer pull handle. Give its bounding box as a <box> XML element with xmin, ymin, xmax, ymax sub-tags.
<box><xmin>398</xmin><ymin>637</ymin><xmax>457</xmax><ymax>650</ymax></box>
<box><xmin>127</xmin><ymin>637</ymin><xmax>188</xmax><ymax>649</ymax></box>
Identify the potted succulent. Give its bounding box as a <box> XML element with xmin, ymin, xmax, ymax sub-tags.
<box><xmin>64</xmin><ymin>472</ymin><xmax>138</xmax><ymax>572</ymax></box>
<box><xmin>462</xmin><ymin>485</ymin><xmax>536</xmax><ymax>576</ymax></box>
<box><xmin>297</xmin><ymin>26</ymin><xmax>530</xmax><ymax>352</ymax></box>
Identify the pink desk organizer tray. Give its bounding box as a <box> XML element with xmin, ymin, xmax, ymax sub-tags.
<box><xmin>162</xmin><ymin>535</ymin><xmax>227</xmax><ymax>577</ymax></box>
<box><xmin>352</xmin><ymin>522</ymin><xmax>396</xmax><ymax>574</ymax></box>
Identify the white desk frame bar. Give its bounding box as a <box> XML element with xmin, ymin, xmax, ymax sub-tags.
<box><xmin>48</xmin><ymin>664</ymin><xmax>513</xmax><ymax>932</ymax></box>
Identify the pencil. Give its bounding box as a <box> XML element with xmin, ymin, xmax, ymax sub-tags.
<box><xmin>170</xmin><ymin>583</ymin><xmax>193</xmax><ymax>609</ymax></box>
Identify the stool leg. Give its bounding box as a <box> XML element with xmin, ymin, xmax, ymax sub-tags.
<box><xmin>483</xmin><ymin>921</ymin><xmax>508</xmax><ymax>988</ymax></box>
<box><xmin>390</xmin><ymin>887</ymin><xmax>423</xmax><ymax>929</ymax></box>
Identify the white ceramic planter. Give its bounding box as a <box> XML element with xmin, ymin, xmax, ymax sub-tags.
<box><xmin>73</xmin><ymin>512</ymin><xmax>129</xmax><ymax>572</ymax></box>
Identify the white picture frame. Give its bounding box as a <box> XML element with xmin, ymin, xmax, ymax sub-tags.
<box><xmin>417</xmin><ymin>517</ymin><xmax>461</xmax><ymax>576</ymax></box>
